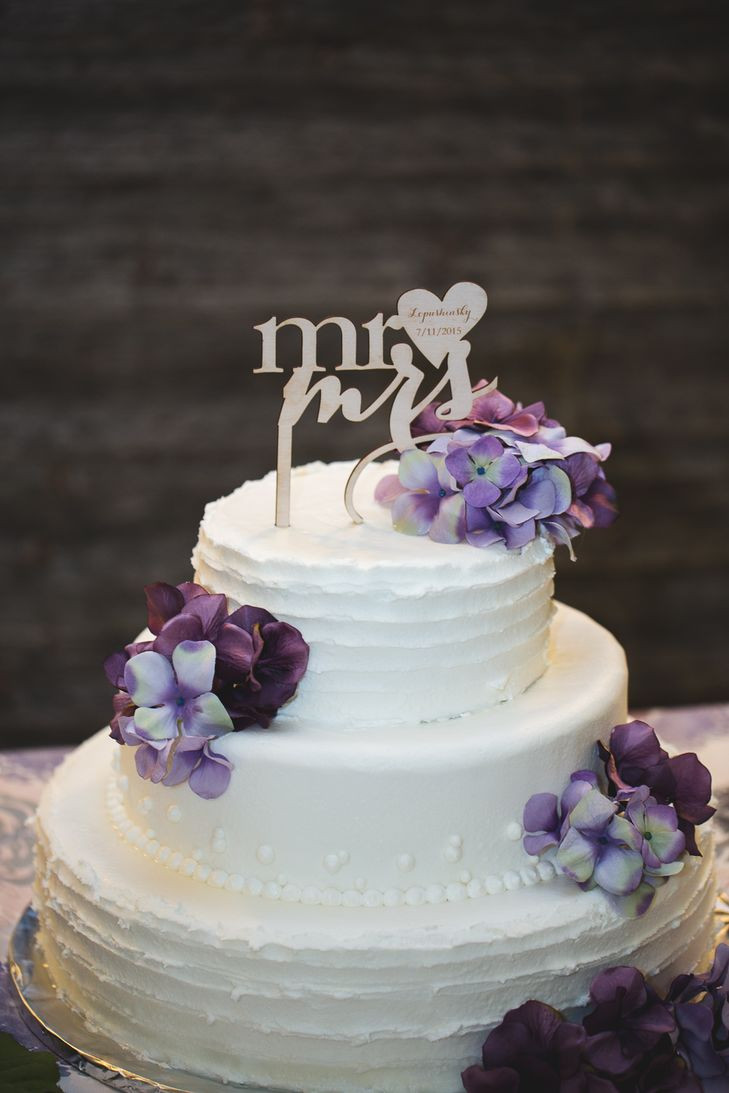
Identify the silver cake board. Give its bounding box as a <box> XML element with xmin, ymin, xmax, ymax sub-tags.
<box><xmin>9</xmin><ymin>900</ymin><xmax>729</xmax><ymax>1093</ymax></box>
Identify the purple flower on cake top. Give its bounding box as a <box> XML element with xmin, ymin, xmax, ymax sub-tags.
<box><xmin>521</xmin><ymin>720</ymin><xmax>713</xmax><ymax>919</ymax></box>
<box><xmin>374</xmin><ymin>449</ymin><xmax>466</xmax><ymax>543</ymax></box>
<box><xmin>376</xmin><ymin>379</ymin><xmax>616</xmax><ymax>554</ymax></box>
<box><xmin>104</xmin><ymin>580</ymin><xmax>310</xmax><ymax>798</ymax></box>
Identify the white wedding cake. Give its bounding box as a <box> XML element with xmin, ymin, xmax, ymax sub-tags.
<box><xmin>33</xmin><ymin>457</ymin><xmax>716</xmax><ymax>1093</ymax></box>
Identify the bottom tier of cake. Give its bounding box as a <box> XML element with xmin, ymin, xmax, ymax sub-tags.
<box><xmin>34</xmin><ymin>732</ymin><xmax>717</xmax><ymax>1093</ymax></box>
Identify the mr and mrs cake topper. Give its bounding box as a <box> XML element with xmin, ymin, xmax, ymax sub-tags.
<box><xmin>253</xmin><ymin>282</ymin><xmax>487</xmax><ymax>527</ymax></box>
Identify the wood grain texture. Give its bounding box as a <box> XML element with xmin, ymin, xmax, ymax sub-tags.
<box><xmin>1</xmin><ymin>0</ymin><xmax>728</xmax><ymax>745</ymax></box>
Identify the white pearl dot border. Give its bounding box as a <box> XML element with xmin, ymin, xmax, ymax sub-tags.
<box><xmin>107</xmin><ymin>778</ymin><xmax>557</xmax><ymax>909</ymax></box>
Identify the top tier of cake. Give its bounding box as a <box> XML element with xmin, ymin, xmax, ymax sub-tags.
<box><xmin>192</xmin><ymin>461</ymin><xmax>555</xmax><ymax>728</ymax></box>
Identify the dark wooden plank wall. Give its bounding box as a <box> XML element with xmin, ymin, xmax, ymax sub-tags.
<box><xmin>1</xmin><ymin>1</ymin><xmax>728</xmax><ymax>746</ymax></box>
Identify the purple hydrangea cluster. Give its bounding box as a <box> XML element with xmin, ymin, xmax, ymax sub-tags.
<box><xmin>104</xmin><ymin>581</ymin><xmax>309</xmax><ymax>799</ymax></box>
<box><xmin>461</xmin><ymin>954</ymin><xmax>716</xmax><ymax>1092</ymax></box>
<box><xmin>522</xmin><ymin>721</ymin><xmax>714</xmax><ymax>919</ymax></box>
<box><xmin>375</xmin><ymin>379</ymin><xmax>617</xmax><ymax>554</ymax></box>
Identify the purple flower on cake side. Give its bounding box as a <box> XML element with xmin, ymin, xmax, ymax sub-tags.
<box><xmin>522</xmin><ymin>770</ymin><xmax>598</xmax><ymax>857</ymax></box>
<box><xmin>582</xmin><ymin>967</ymin><xmax>675</xmax><ymax>1076</ymax></box>
<box><xmin>600</xmin><ymin>721</ymin><xmax>715</xmax><ymax>856</ymax></box>
<box><xmin>377</xmin><ymin>379</ymin><xmax>616</xmax><ymax>555</ymax></box>
<box><xmin>522</xmin><ymin>722</ymin><xmax>700</xmax><ymax>918</ymax></box>
<box><xmin>104</xmin><ymin>580</ymin><xmax>310</xmax><ymax>798</ymax></box>
<box><xmin>667</xmin><ymin>943</ymin><xmax>729</xmax><ymax>1088</ymax></box>
<box><xmin>460</xmin><ymin>944</ymin><xmax>728</xmax><ymax>1093</ymax></box>
<box><xmin>461</xmin><ymin>1001</ymin><xmax>619</xmax><ymax>1092</ymax></box>
<box><xmin>554</xmin><ymin>788</ymin><xmax>645</xmax><ymax>903</ymax></box>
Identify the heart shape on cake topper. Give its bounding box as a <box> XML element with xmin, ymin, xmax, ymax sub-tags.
<box><xmin>396</xmin><ymin>282</ymin><xmax>488</xmax><ymax>367</ymax></box>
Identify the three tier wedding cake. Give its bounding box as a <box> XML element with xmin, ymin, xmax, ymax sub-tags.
<box><xmin>32</xmin><ymin>286</ymin><xmax>718</xmax><ymax>1092</ymax></box>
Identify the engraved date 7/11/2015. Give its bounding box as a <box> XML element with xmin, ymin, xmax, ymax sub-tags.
<box><xmin>415</xmin><ymin>326</ymin><xmax>464</xmax><ymax>337</ymax></box>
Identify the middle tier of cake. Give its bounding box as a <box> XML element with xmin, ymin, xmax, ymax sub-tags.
<box><xmin>113</xmin><ymin>603</ymin><xmax>627</xmax><ymax>906</ymax></box>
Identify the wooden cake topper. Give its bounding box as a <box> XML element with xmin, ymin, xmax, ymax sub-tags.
<box><xmin>254</xmin><ymin>282</ymin><xmax>487</xmax><ymax>527</ymax></box>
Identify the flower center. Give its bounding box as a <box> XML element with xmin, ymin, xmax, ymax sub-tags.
<box><xmin>597</xmin><ymin>835</ymin><xmax>609</xmax><ymax>846</ymax></box>
<box><xmin>644</xmin><ymin>831</ymin><xmax>653</xmax><ymax>841</ymax></box>
<box><xmin>476</xmin><ymin>466</ymin><xmax>486</xmax><ymax>475</ymax></box>
<box><xmin>438</xmin><ymin>488</ymin><xmax>447</xmax><ymax>497</ymax></box>
<box><xmin>176</xmin><ymin>695</ymin><xmax>185</xmax><ymax>707</ymax></box>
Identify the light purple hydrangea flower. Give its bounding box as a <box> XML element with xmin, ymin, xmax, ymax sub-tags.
<box><xmin>124</xmin><ymin>640</ymin><xmax>234</xmax><ymax>744</ymax></box>
<box><xmin>377</xmin><ymin>380</ymin><xmax>616</xmax><ymax>555</ymax></box>
<box><xmin>374</xmin><ymin>448</ymin><xmax>465</xmax><ymax>543</ymax></box>
<box><xmin>444</xmin><ymin>434</ymin><xmax>525</xmax><ymax>508</ymax></box>
<box><xmin>555</xmin><ymin>788</ymin><xmax>645</xmax><ymax>899</ymax></box>
<box><xmin>625</xmin><ymin>788</ymin><xmax>686</xmax><ymax>875</ymax></box>
<box><xmin>104</xmin><ymin>580</ymin><xmax>310</xmax><ymax>799</ymax></box>
<box><xmin>522</xmin><ymin>770</ymin><xmax>598</xmax><ymax>857</ymax></box>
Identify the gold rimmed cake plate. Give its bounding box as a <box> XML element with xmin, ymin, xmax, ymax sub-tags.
<box><xmin>8</xmin><ymin>905</ymin><xmax>281</xmax><ymax>1093</ymax></box>
<box><xmin>9</xmin><ymin>900</ymin><xmax>729</xmax><ymax>1093</ymax></box>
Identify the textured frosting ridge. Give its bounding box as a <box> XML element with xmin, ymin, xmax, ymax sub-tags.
<box><xmin>35</xmin><ymin>732</ymin><xmax>717</xmax><ymax>1093</ymax></box>
<box><xmin>192</xmin><ymin>461</ymin><xmax>556</xmax><ymax>726</ymax></box>
<box><xmin>113</xmin><ymin>605</ymin><xmax>627</xmax><ymax>902</ymax></box>
<box><xmin>31</xmin><ymin>457</ymin><xmax>719</xmax><ymax>1092</ymax></box>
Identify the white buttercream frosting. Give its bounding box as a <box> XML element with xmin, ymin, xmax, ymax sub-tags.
<box><xmin>35</xmin><ymin>733</ymin><xmax>717</xmax><ymax>1093</ymax></box>
<box><xmin>31</xmin><ymin>458</ymin><xmax>718</xmax><ymax>1092</ymax></box>
<box><xmin>192</xmin><ymin>460</ymin><xmax>556</xmax><ymax>726</ymax></box>
<box><xmin>114</xmin><ymin>604</ymin><xmax>627</xmax><ymax>901</ymax></box>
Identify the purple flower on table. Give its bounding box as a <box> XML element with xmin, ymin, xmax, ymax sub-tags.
<box><xmin>445</xmin><ymin>435</ymin><xmax>525</xmax><ymax>507</ymax></box>
<box><xmin>555</xmin><ymin>788</ymin><xmax>644</xmax><ymax>898</ymax></box>
<box><xmin>601</xmin><ymin>721</ymin><xmax>715</xmax><ymax>856</ymax></box>
<box><xmin>582</xmin><ymin>966</ymin><xmax>675</xmax><ymax>1076</ymax></box>
<box><xmin>374</xmin><ymin>448</ymin><xmax>465</xmax><ymax>543</ymax></box>
<box><xmin>461</xmin><ymin>1001</ymin><xmax>618</xmax><ymax>1092</ymax></box>
<box><xmin>667</xmin><ymin>943</ymin><xmax>729</xmax><ymax>1088</ymax></box>
<box><xmin>522</xmin><ymin>770</ymin><xmax>598</xmax><ymax>857</ymax></box>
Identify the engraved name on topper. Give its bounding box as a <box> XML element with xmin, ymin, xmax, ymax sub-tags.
<box><xmin>254</xmin><ymin>282</ymin><xmax>487</xmax><ymax>527</ymax></box>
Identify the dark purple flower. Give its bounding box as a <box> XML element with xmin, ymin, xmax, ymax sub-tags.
<box><xmin>522</xmin><ymin>770</ymin><xmax>598</xmax><ymax>857</ymax></box>
<box><xmin>555</xmin><ymin>788</ymin><xmax>644</xmax><ymax>898</ymax></box>
<box><xmin>667</xmin><ymin>944</ymin><xmax>729</xmax><ymax>1086</ymax></box>
<box><xmin>601</xmin><ymin>722</ymin><xmax>715</xmax><ymax>856</ymax></box>
<box><xmin>582</xmin><ymin>967</ymin><xmax>675</xmax><ymax>1076</ymax></box>
<box><xmin>218</xmin><ymin>605</ymin><xmax>310</xmax><ymax>729</ymax></box>
<box><xmin>461</xmin><ymin>1001</ymin><xmax>618</xmax><ymax>1092</ymax></box>
<box><xmin>630</xmin><ymin>1046</ymin><xmax>702</xmax><ymax>1092</ymax></box>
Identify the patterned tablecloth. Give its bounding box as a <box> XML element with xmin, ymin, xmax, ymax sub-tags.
<box><xmin>1</xmin><ymin>708</ymin><xmax>728</xmax><ymax>1090</ymax></box>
